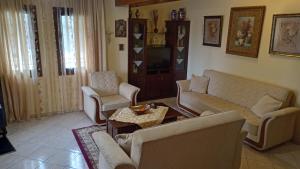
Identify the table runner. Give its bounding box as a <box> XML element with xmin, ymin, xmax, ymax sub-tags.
<box><xmin>109</xmin><ymin>106</ymin><xmax>169</xmax><ymax>128</ymax></box>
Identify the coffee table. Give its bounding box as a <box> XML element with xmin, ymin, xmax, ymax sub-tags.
<box><xmin>101</xmin><ymin>103</ymin><xmax>182</xmax><ymax>138</ymax></box>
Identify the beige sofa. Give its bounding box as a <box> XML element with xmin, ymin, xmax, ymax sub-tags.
<box><xmin>92</xmin><ymin>111</ymin><xmax>246</xmax><ymax>169</ymax></box>
<box><xmin>177</xmin><ymin>70</ymin><xmax>300</xmax><ymax>150</ymax></box>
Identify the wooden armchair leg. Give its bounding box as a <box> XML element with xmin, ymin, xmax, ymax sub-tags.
<box><xmin>96</xmin><ymin>111</ymin><xmax>106</xmax><ymax>124</ymax></box>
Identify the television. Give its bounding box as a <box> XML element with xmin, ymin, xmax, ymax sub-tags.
<box><xmin>147</xmin><ymin>46</ymin><xmax>171</xmax><ymax>73</ymax></box>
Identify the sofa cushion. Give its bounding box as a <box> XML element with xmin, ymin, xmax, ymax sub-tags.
<box><xmin>203</xmin><ymin>70</ymin><xmax>293</xmax><ymax>109</ymax></box>
<box><xmin>251</xmin><ymin>95</ymin><xmax>283</xmax><ymax>118</ymax></box>
<box><xmin>180</xmin><ymin>92</ymin><xmax>260</xmax><ymax>136</ymax></box>
<box><xmin>101</xmin><ymin>95</ymin><xmax>131</xmax><ymax>111</ymax></box>
<box><xmin>115</xmin><ymin>133</ymin><xmax>132</xmax><ymax>156</ymax></box>
<box><xmin>90</xmin><ymin>71</ymin><xmax>119</xmax><ymax>97</ymax></box>
<box><xmin>189</xmin><ymin>75</ymin><xmax>209</xmax><ymax>94</ymax></box>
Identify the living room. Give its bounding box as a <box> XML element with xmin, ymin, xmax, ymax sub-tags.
<box><xmin>1</xmin><ymin>0</ymin><xmax>300</xmax><ymax>169</ymax></box>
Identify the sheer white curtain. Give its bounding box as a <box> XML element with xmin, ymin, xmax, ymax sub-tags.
<box><xmin>0</xmin><ymin>0</ymin><xmax>39</xmax><ymax>120</ymax></box>
<box><xmin>0</xmin><ymin>0</ymin><xmax>106</xmax><ymax>121</ymax></box>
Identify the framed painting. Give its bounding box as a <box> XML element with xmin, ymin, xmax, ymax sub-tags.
<box><xmin>269</xmin><ymin>13</ymin><xmax>300</xmax><ymax>57</ymax></box>
<box><xmin>226</xmin><ymin>6</ymin><xmax>266</xmax><ymax>58</ymax></box>
<box><xmin>203</xmin><ymin>16</ymin><xmax>223</xmax><ymax>47</ymax></box>
<box><xmin>115</xmin><ymin>19</ymin><xmax>127</xmax><ymax>37</ymax></box>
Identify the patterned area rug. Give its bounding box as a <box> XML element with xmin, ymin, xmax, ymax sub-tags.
<box><xmin>72</xmin><ymin>125</ymin><xmax>106</xmax><ymax>169</ymax></box>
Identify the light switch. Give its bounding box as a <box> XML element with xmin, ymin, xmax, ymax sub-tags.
<box><xmin>119</xmin><ymin>44</ymin><xmax>124</xmax><ymax>51</ymax></box>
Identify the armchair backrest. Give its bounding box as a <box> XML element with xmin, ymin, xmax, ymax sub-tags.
<box><xmin>130</xmin><ymin>111</ymin><xmax>245</xmax><ymax>169</ymax></box>
<box><xmin>90</xmin><ymin>71</ymin><xmax>119</xmax><ymax>96</ymax></box>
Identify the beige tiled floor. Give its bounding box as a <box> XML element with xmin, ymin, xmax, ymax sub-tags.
<box><xmin>0</xmin><ymin>98</ymin><xmax>300</xmax><ymax>169</ymax></box>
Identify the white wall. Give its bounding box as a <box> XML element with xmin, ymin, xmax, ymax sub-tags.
<box><xmin>104</xmin><ymin>0</ymin><xmax>300</xmax><ymax>107</ymax></box>
<box><xmin>104</xmin><ymin>0</ymin><xmax>129</xmax><ymax>81</ymax></box>
<box><xmin>186</xmin><ymin>0</ymin><xmax>300</xmax><ymax>106</ymax></box>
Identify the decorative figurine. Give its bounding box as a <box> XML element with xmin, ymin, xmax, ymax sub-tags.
<box><xmin>153</xmin><ymin>10</ymin><xmax>159</xmax><ymax>33</ymax></box>
<box><xmin>135</xmin><ymin>9</ymin><xmax>140</xmax><ymax>18</ymax></box>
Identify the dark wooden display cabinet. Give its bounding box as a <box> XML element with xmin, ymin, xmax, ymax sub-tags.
<box><xmin>166</xmin><ymin>20</ymin><xmax>190</xmax><ymax>96</ymax></box>
<box><xmin>128</xmin><ymin>19</ymin><xmax>148</xmax><ymax>101</ymax></box>
<box><xmin>128</xmin><ymin>19</ymin><xmax>190</xmax><ymax>101</ymax></box>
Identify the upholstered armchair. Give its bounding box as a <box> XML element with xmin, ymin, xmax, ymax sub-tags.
<box><xmin>81</xmin><ymin>71</ymin><xmax>140</xmax><ymax>123</ymax></box>
<box><xmin>92</xmin><ymin>111</ymin><xmax>246</xmax><ymax>169</ymax></box>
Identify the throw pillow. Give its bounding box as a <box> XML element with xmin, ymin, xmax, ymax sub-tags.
<box><xmin>115</xmin><ymin>133</ymin><xmax>132</xmax><ymax>156</ymax></box>
<box><xmin>189</xmin><ymin>75</ymin><xmax>209</xmax><ymax>94</ymax></box>
<box><xmin>251</xmin><ymin>95</ymin><xmax>283</xmax><ymax>117</ymax></box>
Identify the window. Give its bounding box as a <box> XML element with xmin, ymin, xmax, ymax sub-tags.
<box><xmin>53</xmin><ymin>7</ymin><xmax>76</xmax><ymax>76</ymax></box>
<box><xmin>23</xmin><ymin>5</ymin><xmax>42</xmax><ymax>77</ymax></box>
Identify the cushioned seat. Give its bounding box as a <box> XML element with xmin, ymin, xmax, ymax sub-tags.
<box><xmin>101</xmin><ymin>95</ymin><xmax>131</xmax><ymax>111</ymax></box>
<box><xmin>180</xmin><ymin>92</ymin><xmax>260</xmax><ymax>136</ymax></box>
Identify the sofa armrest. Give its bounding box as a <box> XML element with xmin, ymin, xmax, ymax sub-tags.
<box><xmin>176</xmin><ymin>80</ymin><xmax>191</xmax><ymax>93</ymax></box>
<box><xmin>92</xmin><ymin>131</ymin><xmax>136</xmax><ymax>169</ymax></box>
<box><xmin>119</xmin><ymin>82</ymin><xmax>140</xmax><ymax>105</ymax></box>
<box><xmin>262</xmin><ymin>107</ymin><xmax>300</xmax><ymax>120</ymax></box>
<box><xmin>260</xmin><ymin>107</ymin><xmax>300</xmax><ymax>150</ymax></box>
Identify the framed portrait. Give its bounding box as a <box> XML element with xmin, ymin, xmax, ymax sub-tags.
<box><xmin>269</xmin><ymin>14</ymin><xmax>300</xmax><ymax>57</ymax></box>
<box><xmin>203</xmin><ymin>16</ymin><xmax>223</xmax><ymax>47</ymax></box>
<box><xmin>115</xmin><ymin>19</ymin><xmax>127</xmax><ymax>37</ymax></box>
<box><xmin>226</xmin><ymin>6</ymin><xmax>266</xmax><ymax>58</ymax></box>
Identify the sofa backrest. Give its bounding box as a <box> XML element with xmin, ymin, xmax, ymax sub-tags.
<box><xmin>90</xmin><ymin>71</ymin><xmax>119</xmax><ymax>96</ymax></box>
<box><xmin>203</xmin><ymin>70</ymin><xmax>293</xmax><ymax>109</ymax></box>
<box><xmin>130</xmin><ymin>111</ymin><xmax>245</xmax><ymax>169</ymax></box>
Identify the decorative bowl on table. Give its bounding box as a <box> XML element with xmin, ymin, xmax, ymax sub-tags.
<box><xmin>130</xmin><ymin>104</ymin><xmax>150</xmax><ymax>115</ymax></box>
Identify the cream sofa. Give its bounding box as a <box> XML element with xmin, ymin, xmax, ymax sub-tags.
<box><xmin>92</xmin><ymin>111</ymin><xmax>246</xmax><ymax>169</ymax></box>
<box><xmin>177</xmin><ymin>70</ymin><xmax>300</xmax><ymax>151</ymax></box>
<box><xmin>82</xmin><ymin>71</ymin><xmax>140</xmax><ymax>123</ymax></box>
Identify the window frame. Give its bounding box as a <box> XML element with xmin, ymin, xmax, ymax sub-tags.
<box><xmin>53</xmin><ymin>7</ymin><xmax>75</xmax><ymax>76</ymax></box>
<box><xmin>23</xmin><ymin>5</ymin><xmax>43</xmax><ymax>77</ymax></box>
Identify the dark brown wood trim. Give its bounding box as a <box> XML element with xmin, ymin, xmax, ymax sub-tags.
<box><xmin>131</xmin><ymin>90</ymin><xmax>139</xmax><ymax>106</ymax></box>
<box><xmin>176</xmin><ymin>84</ymin><xmax>200</xmax><ymax>117</ymax></box>
<box><xmin>244</xmin><ymin>117</ymin><xmax>271</xmax><ymax>151</ymax></box>
<box><xmin>116</xmin><ymin>0</ymin><xmax>180</xmax><ymax>7</ymax></box>
<box><xmin>90</xmin><ymin>96</ymin><xmax>106</xmax><ymax>124</ymax></box>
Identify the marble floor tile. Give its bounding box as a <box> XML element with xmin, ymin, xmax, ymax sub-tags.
<box><xmin>0</xmin><ymin>98</ymin><xmax>300</xmax><ymax>169</ymax></box>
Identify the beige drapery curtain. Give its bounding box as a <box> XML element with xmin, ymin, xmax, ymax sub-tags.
<box><xmin>0</xmin><ymin>0</ymin><xmax>106</xmax><ymax>121</ymax></box>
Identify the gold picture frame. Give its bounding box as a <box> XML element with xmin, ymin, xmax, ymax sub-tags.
<box><xmin>226</xmin><ymin>6</ymin><xmax>266</xmax><ymax>58</ymax></box>
<box><xmin>269</xmin><ymin>13</ymin><xmax>300</xmax><ymax>58</ymax></box>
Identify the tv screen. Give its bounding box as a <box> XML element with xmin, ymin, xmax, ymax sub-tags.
<box><xmin>147</xmin><ymin>47</ymin><xmax>171</xmax><ymax>72</ymax></box>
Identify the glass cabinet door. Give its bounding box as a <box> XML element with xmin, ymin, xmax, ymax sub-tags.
<box><xmin>132</xmin><ymin>22</ymin><xmax>145</xmax><ymax>74</ymax></box>
<box><xmin>175</xmin><ymin>24</ymin><xmax>187</xmax><ymax>71</ymax></box>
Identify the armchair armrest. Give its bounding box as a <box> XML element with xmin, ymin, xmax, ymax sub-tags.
<box><xmin>92</xmin><ymin>131</ymin><xmax>136</xmax><ymax>169</ymax></box>
<box><xmin>81</xmin><ymin>86</ymin><xmax>102</xmax><ymax>104</ymax></box>
<box><xmin>176</xmin><ymin>80</ymin><xmax>191</xmax><ymax>93</ymax></box>
<box><xmin>119</xmin><ymin>82</ymin><xmax>140</xmax><ymax>105</ymax></box>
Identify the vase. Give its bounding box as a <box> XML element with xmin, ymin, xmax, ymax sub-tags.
<box><xmin>178</xmin><ymin>8</ymin><xmax>186</xmax><ymax>20</ymax></box>
<box><xmin>171</xmin><ymin>10</ymin><xmax>177</xmax><ymax>20</ymax></box>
